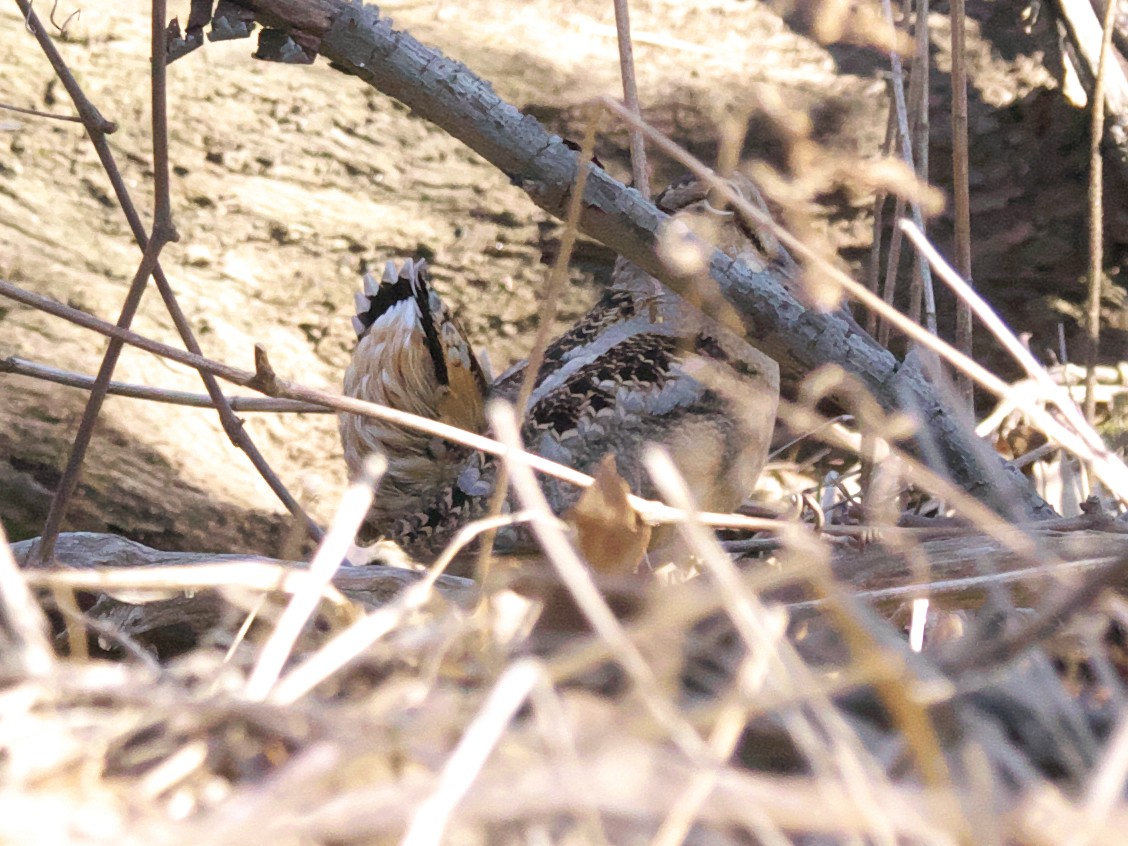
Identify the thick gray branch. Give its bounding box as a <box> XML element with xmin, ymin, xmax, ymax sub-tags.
<box><xmin>232</xmin><ymin>0</ymin><xmax>1054</xmax><ymax>520</ymax></box>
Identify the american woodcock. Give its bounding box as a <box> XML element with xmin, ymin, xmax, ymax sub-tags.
<box><xmin>339</xmin><ymin>177</ymin><xmax>781</xmax><ymax>565</ymax></box>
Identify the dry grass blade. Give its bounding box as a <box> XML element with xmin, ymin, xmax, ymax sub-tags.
<box><xmin>641</xmin><ymin>447</ymin><xmax>950</xmax><ymax>843</ymax></box>
<box><xmin>877</xmin><ymin>0</ymin><xmax>936</xmax><ymax>334</ymax></box>
<box><xmin>653</xmin><ymin>655</ymin><xmax>794</xmax><ymax>846</ymax></box>
<box><xmin>1077</xmin><ymin>712</ymin><xmax>1128</xmax><ymax>842</ymax></box>
<box><xmin>901</xmin><ymin>220</ymin><xmax>1128</xmax><ymax>502</ymax></box>
<box><xmin>0</xmin><ymin>523</ymin><xmax>54</xmax><ymax>677</ymax></box>
<box><xmin>488</xmin><ymin>400</ymin><xmax>712</xmax><ymax>762</ymax></box>
<box><xmin>1084</xmin><ymin>0</ymin><xmax>1120</xmax><ymax>422</ymax></box>
<box><xmin>642</xmin><ymin>449</ymin><xmax>785</xmax><ymax>846</ymax></box>
<box><xmin>400</xmin><ymin>658</ymin><xmax>542</xmax><ymax>846</ymax></box>
<box><xmin>475</xmin><ymin>108</ymin><xmax>600</xmax><ymax>581</ymax></box>
<box><xmin>24</xmin><ymin>559</ymin><xmax>352</xmax><ymax>602</ymax></box>
<box><xmin>245</xmin><ymin>454</ymin><xmax>385</xmax><ymax>701</ymax></box>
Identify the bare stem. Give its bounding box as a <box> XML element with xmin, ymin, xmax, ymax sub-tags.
<box><xmin>1</xmin><ymin>356</ymin><xmax>329</xmax><ymax>412</ymax></box>
<box><xmin>878</xmin><ymin>0</ymin><xmax>937</xmax><ymax>335</ymax></box>
<box><xmin>150</xmin><ymin>0</ymin><xmax>179</xmax><ymax>245</ymax></box>
<box><xmin>906</xmin><ymin>0</ymin><xmax>930</xmax><ymax>334</ymax></box>
<box><xmin>867</xmin><ymin>98</ymin><xmax>898</xmax><ymax>338</ymax></box>
<box><xmin>613</xmin><ymin>0</ymin><xmax>649</xmax><ymax>198</ymax></box>
<box><xmin>950</xmin><ymin>0</ymin><xmax>974</xmax><ymax>406</ymax></box>
<box><xmin>1084</xmin><ymin>0</ymin><xmax>1119</xmax><ymax>423</ymax></box>
<box><xmin>0</xmin><ymin>522</ymin><xmax>55</xmax><ymax>677</ymax></box>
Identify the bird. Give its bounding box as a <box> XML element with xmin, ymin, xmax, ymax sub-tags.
<box><xmin>339</xmin><ymin>176</ymin><xmax>781</xmax><ymax>567</ymax></box>
<box><xmin>339</xmin><ymin>256</ymin><xmax>489</xmax><ymax>534</ymax></box>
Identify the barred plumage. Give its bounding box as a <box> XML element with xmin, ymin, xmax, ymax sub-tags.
<box><xmin>339</xmin><ymin>177</ymin><xmax>781</xmax><ymax>566</ymax></box>
<box><xmin>339</xmin><ymin>257</ymin><xmax>488</xmax><ymax>533</ymax></box>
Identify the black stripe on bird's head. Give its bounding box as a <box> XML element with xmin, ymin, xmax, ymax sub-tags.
<box><xmin>351</xmin><ymin>257</ymin><xmax>450</xmax><ymax>387</ymax></box>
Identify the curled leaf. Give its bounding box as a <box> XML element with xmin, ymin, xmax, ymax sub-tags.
<box><xmin>566</xmin><ymin>454</ymin><xmax>651</xmax><ymax>575</ymax></box>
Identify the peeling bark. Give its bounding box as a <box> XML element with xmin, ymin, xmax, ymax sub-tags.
<box><xmin>229</xmin><ymin>0</ymin><xmax>1056</xmax><ymax>520</ymax></box>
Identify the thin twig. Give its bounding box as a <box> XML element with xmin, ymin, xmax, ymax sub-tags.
<box><xmin>1</xmin><ymin>355</ymin><xmax>329</xmax><ymax>412</ymax></box>
<box><xmin>880</xmin><ymin>195</ymin><xmax>908</xmax><ymax>347</ymax></box>
<box><xmin>35</xmin><ymin>0</ymin><xmax>182</xmax><ymax>563</ymax></box>
<box><xmin>14</xmin><ymin>0</ymin><xmax>320</xmax><ymax>557</ymax></box>
<box><xmin>867</xmin><ymin>98</ymin><xmax>898</xmax><ymax>338</ymax></box>
<box><xmin>149</xmin><ymin>0</ymin><xmax>177</xmax><ymax>246</ymax></box>
<box><xmin>613</xmin><ymin>0</ymin><xmax>649</xmax><ymax>198</ymax></box>
<box><xmin>950</xmin><ymin>0</ymin><xmax>974</xmax><ymax>406</ymax></box>
<box><xmin>1084</xmin><ymin>0</ymin><xmax>1119</xmax><ymax>422</ymax></box>
<box><xmin>906</xmin><ymin>0</ymin><xmax>930</xmax><ymax>332</ymax></box>
<box><xmin>22</xmin><ymin>2</ymin><xmax>224</xmax><ymax>556</ymax></box>
<box><xmin>0</xmin><ymin>100</ymin><xmax>83</xmax><ymax>123</ymax></box>
<box><xmin>37</xmin><ymin>238</ymin><xmax>171</xmax><ymax>564</ymax></box>
<box><xmin>877</xmin><ymin>0</ymin><xmax>937</xmax><ymax>334</ymax></box>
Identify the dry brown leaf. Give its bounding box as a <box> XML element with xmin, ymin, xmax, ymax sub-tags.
<box><xmin>566</xmin><ymin>454</ymin><xmax>652</xmax><ymax>575</ymax></box>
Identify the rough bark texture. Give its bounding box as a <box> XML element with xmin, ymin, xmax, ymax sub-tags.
<box><xmin>230</xmin><ymin>0</ymin><xmax>1055</xmax><ymax>520</ymax></box>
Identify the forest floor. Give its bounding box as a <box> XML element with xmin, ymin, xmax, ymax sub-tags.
<box><xmin>0</xmin><ymin>0</ymin><xmax>1116</xmax><ymax>554</ymax></box>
